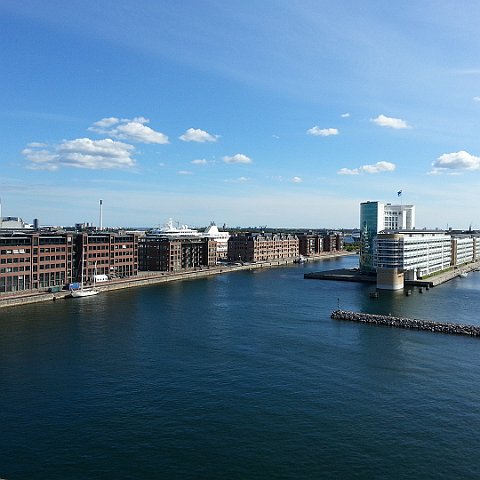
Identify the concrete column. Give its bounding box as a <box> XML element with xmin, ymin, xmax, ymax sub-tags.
<box><xmin>377</xmin><ymin>267</ymin><xmax>404</xmax><ymax>290</ymax></box>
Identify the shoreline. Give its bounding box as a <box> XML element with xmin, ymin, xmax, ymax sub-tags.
<box><xmin>0</xmin><ymin>251</ymin><xmax>355</xmax><ymax>309</ymax></box>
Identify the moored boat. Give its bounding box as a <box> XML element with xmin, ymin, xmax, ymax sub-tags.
<box><xmin>70</xmin><ymin>254</ymin><xmax>99</xmax><ymax>298</ymax></box>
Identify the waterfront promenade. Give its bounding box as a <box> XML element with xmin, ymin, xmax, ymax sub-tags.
<box><xmin>0</xmin><ymin>251</ymin><xmax>354</xmax><ymax>309</ymax></box>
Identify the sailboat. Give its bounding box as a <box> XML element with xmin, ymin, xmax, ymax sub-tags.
<box><xmin>71</xmin><ymin>253</ymin><xmax>99</xmax><ymax>298</ymax></box>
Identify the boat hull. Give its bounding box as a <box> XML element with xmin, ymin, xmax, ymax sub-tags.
<box><xmin>70</xmin><ymin>288</ymin><xmax>99</xmax><ymax>298</ymax></box>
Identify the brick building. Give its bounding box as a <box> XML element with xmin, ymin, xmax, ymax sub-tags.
<box><xmin>322</xmin><ymin>232</ymin><xmax>344</xmax><ymax>252</ymax></box>
<box><xmin>0</xmin><ymin>230</ymin><xmax>138</xmax><ymax>293</ymax></box>
<box><xmin>297</xmin><ymin>233</ymin><xmax>323</xmax><ymax>256</ymax></box>
<box><xmin>138</xmin><ymin>236</ymin><xmax>217</xmax><ymax>272</ymax></box>
<box><xmin>75</xmin><ymin>232</ymin><xmax>139</xmax><ymax>281</ymax></box>
<box><xmin>0</xmin><ymin>232</ymin><xmax>74</xmax><ymax>292</ymax></box>
<box><xmin>227</xmin><ymin>233</ymin><xmax>299</xmax><ymax>263</ymax></box>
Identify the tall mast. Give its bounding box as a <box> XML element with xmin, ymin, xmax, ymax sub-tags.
<box><xmin>99</xmin><ymin>199</ymin><xmax>103</xmax><ymax>231</ymax></box>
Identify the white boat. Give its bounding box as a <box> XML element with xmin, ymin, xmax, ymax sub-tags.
<box><xmin>460</xmin><ymin>272</ymin><xmax>468</xmax><ymax>278</ymax></box>
<box><xmin>71</xmin><ymin>286</ymin><xmax>99</xmax><ymax>298</ymax></box>
<box><xmin>150</xmin><ymin>218</ymin><xmax>200</xmax><ymax>238</ymax></box>
<box><xmin>71</xmin><ymin>255</ymin><xmax>99</xmax><ymax>298</ymax></box>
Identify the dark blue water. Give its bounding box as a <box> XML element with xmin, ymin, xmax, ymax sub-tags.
<box><xmin>1</xmin><ymin>256</ymin><xmax>480</xmax><ymax>479</ymax></box>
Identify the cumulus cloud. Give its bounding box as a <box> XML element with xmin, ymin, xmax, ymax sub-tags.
<box><xmin>307</xmin><ymin>126</ymin><xmax>339</xmax><ymax>136</ymax></box>
<box><xmin>22</xmin><ymin>138</ymin><xmax>136</xmax><ymax>170</ymax></box>
<box><xmin>291</xmin><ymin>176</ymin><xmax>303</xmax><ymax>183</ymax></box>
<box><xmin>89</xmin><ymin>117</ymin><xmax>169</xmax><ymax>144</ymax></box>
<box><xmin>371</xmin><ymin>114</ymin><xmax>410</xmax><ymax>129</ymax></box>
<box><xmin>179</xmin><ymin>128</ymin><xmax>218</xmax><ymax>143</ymax></box>
<box><xmin>223</xmin><ymin>153</ymin><xmax>252</xmax><ymax>164</ymax></box>
<box><xmin>430</xmin><ymin>150</ymin><xmax>480</xmax><ymax>174</ymax></box>
<box><xmin>337</xmin><ymin>161</ymin><xmax>396</xmax><ymax>175</ymax></box>
<box><xmin>361</xmin><ymin>161</ymin><xmax>396</xmax><ymax>173</ymax></box>
<box><xmin>340</xmin><ymin>113</ymin><xmax>351</xmax><ymax>118</ymax></box>
<box><xmin>191</xmin><ymin>159</ymin><xmax>209</xmax><ymax>165</ymax></box>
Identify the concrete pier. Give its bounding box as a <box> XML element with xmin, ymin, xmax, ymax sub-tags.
<box><xmin>331</xmin><ymin>310</ymin><xmax>480</xmax><ymax>337</ymax></box>
<box><xmin>306</xmin><ymin>260</ymin><xmax>480</xmax><ymax>288</ymax></box>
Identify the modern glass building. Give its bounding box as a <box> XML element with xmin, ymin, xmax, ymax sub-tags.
<box><xmin>359</xmin><ymin>201</ymin><xmax>415</xmax><ymax>273</ymax></box>
<box><xmin>359</xmin><ymin>202</ymin><xmax>382</xmax><ymax>273</ymax></box>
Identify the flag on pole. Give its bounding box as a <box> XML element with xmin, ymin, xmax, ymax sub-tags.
<box><xmin>397</xmin><ymin>190</ymin><xmax>402</xmax><ymax>197</ymax></box>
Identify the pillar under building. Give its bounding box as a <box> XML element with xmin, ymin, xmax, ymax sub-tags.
<box><xmin>377</xmin><ymin>267</ymin><xmax>404</xmax><ymax>290</ymax></box>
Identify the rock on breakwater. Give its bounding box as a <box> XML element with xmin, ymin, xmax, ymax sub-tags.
<box><xmin>331</xmin><ymin>310</ymin><xmax>480</xmax><ymax>337</ymax></box>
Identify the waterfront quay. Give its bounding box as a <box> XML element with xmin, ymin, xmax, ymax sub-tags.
<box><xmin>305</xmin><ymin>259</ymin><xmax>480</xmax><ymax>287</ymax></box>
<box><xmin>0</xmin><ymin>251</ymin><xmax>353</xmax><ymax>308</ymax></box>
<box><xmin>331</xmin><ymin>310</ymin><xmax>480</xmax><ymax>337</ymax></box>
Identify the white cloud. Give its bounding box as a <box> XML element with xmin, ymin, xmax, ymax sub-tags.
<box><xmin>361</xmin><ymin>161</ymin><xmax>396</xmax><ymax>173</ymax></box>
<box><xmin>89</xmin><ymin>117</ymin><xmax>169</xmax><ymax>144</ymax></box>
<box><xmin>272</xmin><ymin>134</ymin><xmax>280</xmax><ymax>139</ymax></box>
<box><xmin>430</xmin><ymin>150</ymin><xmax>480</xmax><ymax>174</ymax></box>
<box><xmin>225</xmin><ymin>176</ymin><xmax>249</xmax><ymax>183</ymax></box>
<box><xmin>474</xmin><ymin>97</ymin><xmax>480</xmax><ymax>102</ymax></box>
<box><xmin>91</xmin><ymin>117</ymin><xmax>119</xmax><ymax>128</ymax></box>
<box><xmin>179</xmin><ymin>128</ymin><xmax>218</xmax><ymax>143</ymax></box>
<box><xmin>291</xmin><ymin>176</ymin><xmax>303</xmax><ymax>183</ymax></box>
<box><xmin>177</xmin><ymin>170</ymin><xmax>193</xmax><ymax>175</ymax></box>
<box><xmin>27</xmin><ymin>142</ymin><xmax>48</xmax><ymax>148</ymax></box>
<box><xmin>191</xmin><ymin>159</ymin><xmax>209</xmax><ymax>165</ymax></box>
<box><xmin>371</xmin><ymin>114</ymin><xmax>410</xmax><ymax>129</ymax></box>
<box><xmin>307</xmin><ymin>126</ymin><xmax>339</xmax><ymax>136</ymax></box>
<box><xmin>22</xmin><ymin>138</ymin><xmax>136</xmax><ymax>170</ymax></box>
<box><xmin>337</xmin><ymin>161</ymin><xmax>396</xmax><ymax>175</ymax></box>
<box><xmin>223</xmin><ymin>153</ymin><xmax>252</xmax><ymax>164</ymax></box>
<box><xmin>337</xmin><ymin>167</ymin><xmax>360</xmax><ymax>175</ymax></box>
<box><xmin>340</xmin><ymin>113</ymin><xmax>351</xmax><ymax>118</ymax></box>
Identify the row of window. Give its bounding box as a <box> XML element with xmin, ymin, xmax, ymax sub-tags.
<box><xmin>1</xmin><ymin>258</ymin><xmax>29</xmax><ymax>264</ymax></box>
<box><xmin>39</xmin><ymin>263</ymin><xmax>66</xmax><ymax>270</ymax></box>
<box><xmin>39</xmin><ymin>255</ymin><xmax>65</xmax><ymax>261</ymax></box>
<box><xmin>1</xmin><ymin>249</ymin><xmax>30</xmax><ymax>254</ymax></box>
<box><xmin>1</xmin><ymin>266</ymin><xmax>30</xmax><ymax>273</ymax></box>
<box><xmin>40</xmin><ymin>247</ymin><xmax>67</xmax><ymax>253</ymax></box>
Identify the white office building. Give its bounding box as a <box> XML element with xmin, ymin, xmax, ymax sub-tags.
<box><xmin>451</xmin><ymin>236</ymin><xmax>475</xmax><ymax>266</ymax></box>
<box><xmin>376</xmin><ymin>231</ymin><xmax>452</xmax><ymax>289</ymax></box>
<box><xmin>359</xmin><ymin>201</ymin><xmax>415</xmax><ymax>272</ymax></box>
<box><xmin>376</xmin><ymin>230</ymin><xmax>480</xmax><ymax>290</ymax></box>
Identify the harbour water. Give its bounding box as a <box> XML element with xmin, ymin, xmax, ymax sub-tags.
<box><xmin>1</xmin><ymin>255</ymin><xmax>480</xmax><ymax>479</ymax></box>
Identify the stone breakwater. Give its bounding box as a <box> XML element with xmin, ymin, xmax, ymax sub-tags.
<box><xmin>331</xmin><ymin>310</ymin><xmax>480</xmax><ymax>337</ymax></box>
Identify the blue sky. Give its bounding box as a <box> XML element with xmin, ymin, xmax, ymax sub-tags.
<box><xmin>1</xmin><ymin>1</ymin><xmax>480</xmax><ymax>229</ymax></box>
